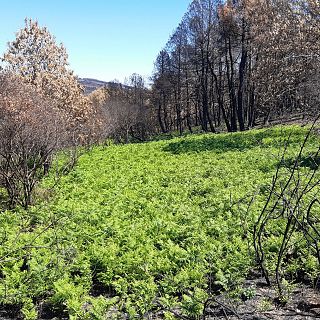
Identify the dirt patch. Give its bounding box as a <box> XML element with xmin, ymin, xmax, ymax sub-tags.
<box><xmin>204</xmin><ymin>278</ymin><xmax>320</xmax><ymax>320</ymax></box>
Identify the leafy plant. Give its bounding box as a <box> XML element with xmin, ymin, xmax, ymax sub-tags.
<box><xmin>0</xmin><ymin>125</ymin><xmax>318</xmax><ymax>318</ymax></box>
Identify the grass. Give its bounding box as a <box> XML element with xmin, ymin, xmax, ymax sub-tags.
<box><xmin>0</xmin><ymin>125</ymin><xmax>319</xmax><ymax>319</ymax></box>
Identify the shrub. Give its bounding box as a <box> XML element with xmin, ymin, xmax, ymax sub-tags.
<box><xmin>0</xmin><ymin>73</ymin><xmax>68</xmax><ymax>208</ymax></box>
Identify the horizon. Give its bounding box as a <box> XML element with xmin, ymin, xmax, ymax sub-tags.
<box><xmin>0</xmin><ymin>0</ymin><xmax>190</xmax><ymax>83</ymax></box>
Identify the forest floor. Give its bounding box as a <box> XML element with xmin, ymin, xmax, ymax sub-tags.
<box><xmin>204</xmin><ymin>278</ymin><xmax>320</xmax><ymax>319</ymax></box>
<box><xmin>0</xmin><ymin>125</ymin><xmax>319</xmax><ymax>319</ymax></box>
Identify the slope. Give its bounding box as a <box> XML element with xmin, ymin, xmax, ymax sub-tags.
<box><xmin>0</xmin><ymin>125</ymin><xmax>319</xmax><ymax>319</ymax></box>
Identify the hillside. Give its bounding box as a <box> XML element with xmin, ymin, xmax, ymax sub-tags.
<box><xmin>0</xmin><ymin>126</ymin><xmax>319</xmax><ymax>319</ymax></box>
<box><xmin>78</xmin><ymin>78</ymin><xmax>125</xmax><ymax>95</ymax></box>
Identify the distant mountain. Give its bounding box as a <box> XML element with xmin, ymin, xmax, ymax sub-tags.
<box><xmin>78</xmin><ymin>78</ymin><xmax>123</xmax><ymax>95</ymax></box>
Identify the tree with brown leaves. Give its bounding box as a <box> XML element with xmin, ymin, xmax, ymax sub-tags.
<box><xmin>0</xmin><ymin>72</ymin><xmax>67</xmax><ymax>208</ymax></box>
<box><xmin>2</xmin><ymin>18</ymin><xmax>92</xmax><ymax>130</ymax></box>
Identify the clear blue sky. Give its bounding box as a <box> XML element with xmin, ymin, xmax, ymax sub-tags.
<box><xmin>0</xmin><ymin>0</ymin><xmax>190</xmax><ymax>83</ymax></box>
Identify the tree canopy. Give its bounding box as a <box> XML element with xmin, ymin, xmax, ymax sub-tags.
<box><xmin>2</xmin><ymin>18</ymin><xmax>91</xmax><ymax>123</ymax></box>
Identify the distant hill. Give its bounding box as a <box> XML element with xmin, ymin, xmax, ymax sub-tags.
<box><xmin>78</xmin><ymin>78</ymin><xmax>124</xmax><ymax>95</ymax></box>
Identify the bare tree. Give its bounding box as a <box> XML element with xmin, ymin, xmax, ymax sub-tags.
<box><xmin>151</xmin><ymin>0</ymin><xmax>320</xmax><ymax>133</ymax></box>
<box><xmin>89</xmin><ymin>78</ymin><xmax>155</xmax><ymax>143</ymax></box>
<box><xmin>152</xmin><ymin>50</ymin><xmax>175</xmax><ymax>133</ymax></box>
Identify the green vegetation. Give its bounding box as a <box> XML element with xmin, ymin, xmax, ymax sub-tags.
<box><xmin>0</xmin><ymin>125</ymin><xmax>319</xmax><ymax>319</ymax></box>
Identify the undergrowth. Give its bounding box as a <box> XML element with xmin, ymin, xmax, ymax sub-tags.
<box><xmin>0</xmin><ymin>125</ymin><xmax>319</xmax><ymax>319</ymax></box>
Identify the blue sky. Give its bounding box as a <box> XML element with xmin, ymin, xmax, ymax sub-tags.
<box><xmin>0</xmin><ymin>0</ymin><xmax>190</xmax><ymax>83</ymax></box>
